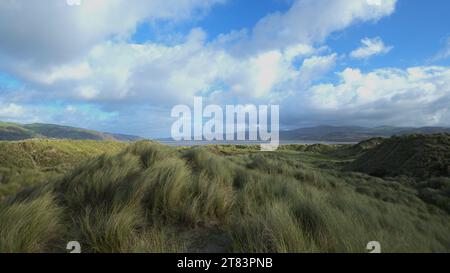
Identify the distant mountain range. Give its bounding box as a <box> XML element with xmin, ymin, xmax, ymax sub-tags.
<box><xmin>162</xmin><ymin>125</ymin><xmax>450</xmax><ymax>143</ymax></box>
<box><xmin>1</xmin><ymin>121</ymin><xmax>449</xmax><ymax>143</ymax></box>
<box><xmin>280</xmin><ymin>125</ymin><xmax>450</xmax><ymax>142</ymax></box>
<box><xmin>0</xmin><ymin>122</ymin><xmax>142</xmax><ymax>142</ymax></box>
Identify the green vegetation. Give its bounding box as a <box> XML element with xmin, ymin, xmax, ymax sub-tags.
<box><xmin>23</xmin><ymin>123</ymin><xmax>112</xmax><ymax>141</ymax></box>
<box><xmin>0</xmin><ymin>122</ymin><xmax>35</xmax><ymax>141</ymax></box>
<box><xmin>0</xmin><ymin>135</ymin><xmax>449</xmax><ymax>253</ymax></box>
<box><xmin>0</xmin><ymin>122</ymin><xmax>141</xmax><ymax>141</ymax></box>
<box><xmin>0</xmin><ymin>140</ymin><xmax>128</xmax><ymax>201</ymax></box>
<box><xmin>348</xmin><ymin>134</ymin><xmax>450</xmax><ymax>178</ymax></box>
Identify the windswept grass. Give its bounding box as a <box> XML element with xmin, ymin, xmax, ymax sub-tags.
<box><xmin>0</xmin><ymin>192</ymin><xmax>64</xmax><ymax>253</ymax></box>
<box><xmin>0</xmin><ymin>137</ymin><xmax>449</xmax><ymax>253</ymax></box>
<box><xmin>229</xmin><ymin>201</ymin><xmax>315</xmax><ymax>253</ymax></box>
<box><xmin>0</xmin><ymin>140</ymin><xmax>128</xmax><ymax>201</ymax></box>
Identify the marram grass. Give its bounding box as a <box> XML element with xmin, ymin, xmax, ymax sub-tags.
<box><xmin>0</xmin><ymin>139</ymin><xmax>449</xmax><ymax>253</ymax></box>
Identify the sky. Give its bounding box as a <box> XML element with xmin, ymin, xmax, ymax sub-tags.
<box><xmin>0</xmin><ymin>0</ymin><xmax>450</xmax><ymax>137</ymax></box>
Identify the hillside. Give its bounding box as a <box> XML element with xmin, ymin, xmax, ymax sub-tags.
<box><xmin>0</xmin><ymin>122</ymin><xmax>35</xmax><ymax>141</ymax></box>
<box><xmin>347</xmin><ymin>134</ymin><xmax>450</xmax><ymax>178</ymax></box>
<box><xmin>0</xmin><ymin>122</ymin><xmax>142</xmax><ymax>141</ymax></box>
<box><xmin>0</xmin><ymin>140</ymin><xmax>449</xmax><ymax>253</ymax></box>
<box><xmin>281</xmin><ymin>125</ymin><xmax>450</xmax><ymax>142</ymax></box>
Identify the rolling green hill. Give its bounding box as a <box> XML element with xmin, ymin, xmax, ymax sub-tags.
<box><xmin>347</xmin><ymin>134</ymin><xmax>450</xmax><ymax>178</ymax></box>
<box><xmin>0</xmin><ymin>138</ymin><xmax>449</xmax><ymax>253</ymax></box>
<box><xmin>0</xmin><ymin>122</ymin><xmax>142</xmax><ymax>141</ymax></box>
<box><xmin>0</xmin><ymin>122</ymin><xmax>35</xmax><ymax>141</ymax></box>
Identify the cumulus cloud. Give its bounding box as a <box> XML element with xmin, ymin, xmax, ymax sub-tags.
<box><xmin>302</xmin><ymin>66</ymin><xmax>450</xmax><ymax>126</ymax></box>
<box><xmin>0</xmin><ymin>0</ymin><xmax>396</xmax><ymax>104</ymax></box>
<box><xmin>3</xmin><ymin>27</ymin><xmax>334</xmax><ymax>105</ymax></box>
<box><xmin>223</xmin><ymin>0</ymin><xmax>397</xmax><ymax>55</ymax></box>
<box><xmin>350</xmin><ymin>37</ymin><xmax>393</xmax><ymax>59</ymax></box>
<box><xmin>0</xmin><ymin>102</ymin><xmax>25</xmax><ymax>119</ymax></box>
<box><xmin>297</xmin><ymin>54</ymin><xmax>337</xmax><ymax>85</ymax></box>
<box><xmin>0</xmin><ymin>0</ymin><xmax>224</xmax><ymax>65</ymax></box>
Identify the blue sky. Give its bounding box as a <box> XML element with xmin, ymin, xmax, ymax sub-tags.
<box><xmin>329</xmin><ymin>0</ymin><xmax>450</xmax><ymax>68</ymax></box>
<box><xmin>132</xmin><ymin>0</ymin><xmax>450</xmax><ymax>68</ymax></box>
<box><xmin>132</xmin><ymin>0</ymin><xmax>293</xmax><ymax>44</ymax></box>
<box><xmin>0</xmin><ymin>0</ymin><xmax>450</xmax><ymax>137</ymax></box>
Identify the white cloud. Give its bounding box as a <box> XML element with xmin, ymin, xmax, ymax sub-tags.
<box><xmin>48</xmin><ymin>44</ymin><xmax>296</xmax><ymax>102</ymax></box>
<box><xmin>1</xmin><ymin>0</ymin><xmax>397</xmax><ymax>107</ymax></box>
<box><xmin>350</xmin><ymin>37</ymin><xmax>393</xmax><ymax>59</ymax></box>
<box><xmin>303</xmin><ymin>66</ymin><xmax>450</xmax><ymax>126</ymax></box>
<box><xmin>298</xmin><ymin>54</ymin><xmax>337</xmax><ymax>85</ymax></box>
<box><xmin>283</xmin><ymin>44</ymin><xmax>317</xmax><ymax>61</ymax></box>
<box><xmin>0</xmin><ymin>103</ymin><xmax>25</xmax><ymax>118</ymax></box>
<box><xmin>0</xmin><ymin>0</ymin><xmax>224</xmax><ymax>65</ymax></box>
<box><xmin>3</xmin><ymin>22</ymin><xmax>335</xmax><ymax>104</ymax></box>
<box><xmin>23</xmin><ymin>62</ymin><xmax>93</xmax><ymax>85</ymax></box>
<box><xmin>223</xmin><ymin>0</ymin><xmax>397</xmax><ymax>55</ymax></box>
